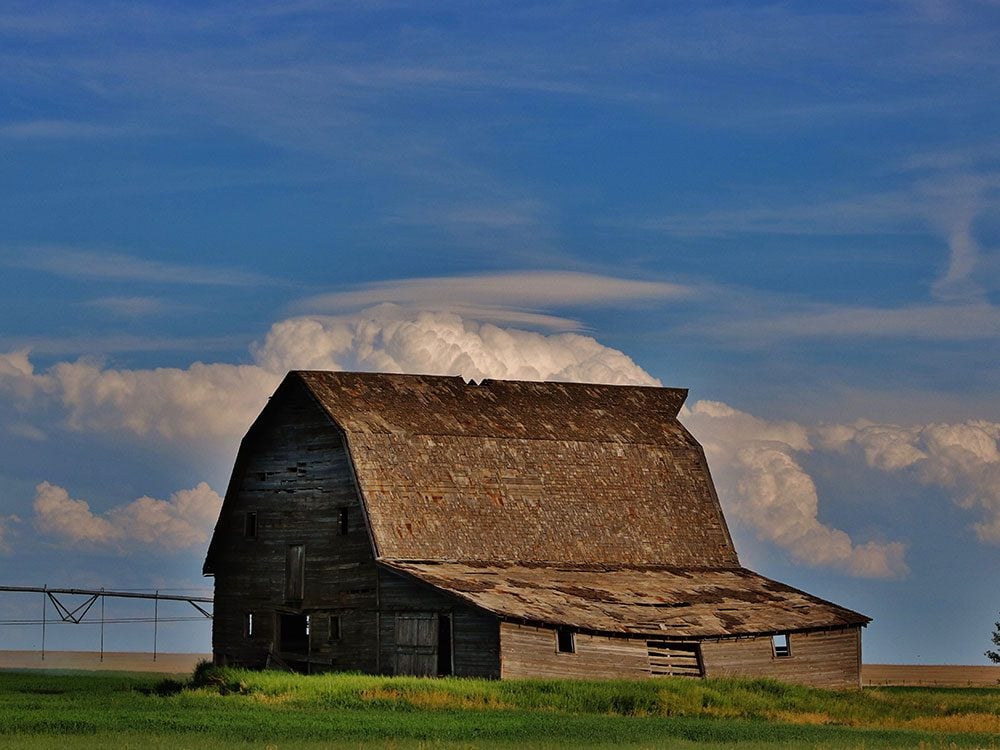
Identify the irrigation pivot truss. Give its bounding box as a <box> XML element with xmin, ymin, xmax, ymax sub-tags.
<box><xmin>0</xmin><ymin>585</ymin><xmax>213</xmax><ymax>661</ymax></box>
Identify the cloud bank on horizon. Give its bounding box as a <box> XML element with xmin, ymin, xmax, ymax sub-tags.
<box><xmin>2</xmin><ymin>304</ymin><xmax>997</xmax><ymax>580</ymax></box>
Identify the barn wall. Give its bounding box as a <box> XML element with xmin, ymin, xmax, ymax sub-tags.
<box><xmin>701</xmin><ymin>627</ymin><xmax>862</xmax><ymax>689</ymax></box>
<box><xmin>210</xmin><ymin>381</ymin><xmax>379</xmax><ymax>671</ymax></box>
<box><xmin>378</xmin><ymin>569</ymin><xmax>500</xmax><ymax>678</ymax></box>
<box><xmin>499</xmin><ymin>623</ymin><xmax>649</xmax><ymax>679</ymax></box>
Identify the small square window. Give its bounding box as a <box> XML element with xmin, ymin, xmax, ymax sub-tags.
<box><xmin>556</xmin><ymin>627</ymin><xmax>575</xmax><ymax>654</ymax></box>
<box><xmin>772</xmin><ymin>633</ymin><xmax>791</xmax><ymax>658</ymax></box>
<box><xmin>338</xmin><ymin>507</ymin><xmax>349</xmax><ymax>536</ymax></box>
<box><xmin>329</xmin><ymin>615</ymin><xmax>342</xmax><ymax>642</ymax></box>
<box><xmin>244</xmin><ymin>511</ymin><xmax>258</xmax><ymax>539</ymax></box>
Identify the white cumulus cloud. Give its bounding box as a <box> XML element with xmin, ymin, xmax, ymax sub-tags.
<box><xmin>0</xmin><ymin>305</ymin><xmax>659</xmax><ymax>449</ymax></box>
<box><xmin>5</xmin><ymin>304</ymin><xmax>997</xmax><ymax>574</ymax></box>
<box><xmin>254</xmin><ymin>306</ymin><xmax>661</xmax><ymax>385</ymax></box>
<box><xmin>685</xmin><ymin>401</ymin><xmax>909</xmax><ymax>578</ymax></box>
<box><xmin>32</xmin><ymin>481</ymin><xmax>223</xmax><ymax>553</ymax></box>
<box><xmin>821</xmin><ymin>419</ymin><xmax>1000</xmax><ymax>544</ymax></box>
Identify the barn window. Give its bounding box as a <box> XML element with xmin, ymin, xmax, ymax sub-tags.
<box><xmin>244</xmin><ymin>511</ymin><xmax>257</xmax><ymax>539</ymax></box>
<box><xmin>285</xmin><ymin>544</ymin><xmax>305</xmax><ymax>602</ymax></box>
<box><xmin>244</xmin><ymin>612</ymin><xmax>254</xmax><ymax>639</ymax></box>
<box><xmin>338</xmin><ymin>507</ymin><xmax>349</xmax><ymax>536</ymax></box>
<box><xmin>556</xmin><ymin>627</ymin><xmax>575</xmax><ymax>654</ymax></box>
<box><xmin>329</xmin><ymin>615</ymin><xmax>341</xmax><ymax>642</ymax></box>
<box><xmin>772</xmin><ymin>633</ymin><xmax>792</xmax><ymax>658</ymax></box>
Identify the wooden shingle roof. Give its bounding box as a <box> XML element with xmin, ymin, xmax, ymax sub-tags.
<box><xmin>295</xmin><ymin>371</ymin><xmax>739</xmax><ymax>568</ymax></box>
<box><xmin>381</xmin><ymin>560</ymin><xmax>871</xmax><ymax>638</ymax></box>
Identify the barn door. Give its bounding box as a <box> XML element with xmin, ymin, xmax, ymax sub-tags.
<box><xmin>395</xmin><ymin>613</ymin><xmax>438</xmax><ymax>676</ymax></box>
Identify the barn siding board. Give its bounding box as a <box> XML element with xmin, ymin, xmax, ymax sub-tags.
<box><xmin>701</xmin><ymin>627</ymin><xmax>862</xmax><ymax>689</ymax></box>
<box><xmin>500</xmin><ymin>624</ymin><xmax>650</xmax><ymax>680</ymax></box>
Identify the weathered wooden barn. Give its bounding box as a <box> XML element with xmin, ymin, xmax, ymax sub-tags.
<box><xmin>203</xmin><ymin>371</ymin><xmax>869</xmax><ymax>688</ymax></box>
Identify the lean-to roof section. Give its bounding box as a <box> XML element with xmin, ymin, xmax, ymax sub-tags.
<box><xmin>381</xmin><ymin>560</ymin><xmax>871</xmax><ymax>638</ymax></box>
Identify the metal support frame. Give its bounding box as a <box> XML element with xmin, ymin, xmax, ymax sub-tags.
<box><xmin>0</xmin><ymin>585</ymin><xmax>213</xmax><ymax>659</ymax></box>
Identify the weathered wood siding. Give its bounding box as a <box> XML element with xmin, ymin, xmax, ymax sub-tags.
<box><xmin>378</xmin><ymin>569</ymin><xmax>500</xmax><ymax>678</ymax></box>
<box><xmin>499</xmin><ymin>623</ymin><xmax>649</xmax><ymax>679</ymax></box>
<box><xmin>499</xmin><ymin>624</ymin><xmax>862</xmax><ymax>687</ymax></box>
<box><xmin>701</xmin><ymin>627</ymin><xmax>862</xmax><ymax>689</ymax></box>
<box><xmin>210</xmin><ymin>381</ymin><xmax>378</xmax><ymax>671</ymax></box>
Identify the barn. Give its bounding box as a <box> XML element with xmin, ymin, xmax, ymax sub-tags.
<box><xmin>203</xmin><ymin>371</ymin><xmax>869</xmax><ymax>688</ymax></box>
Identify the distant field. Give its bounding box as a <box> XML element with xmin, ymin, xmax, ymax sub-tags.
<box><xmin>863</xmin><ymin>663</ymin><xmax>1000</xmax><ymax>687</ymax></box>
<box><xmin>0</xmin><ymin>666</ymin><xmax>998</xmax><ymax>749</ymax></box>
<box><xmin>0</xmin><ymin>650</ymin><xmax>208</xmax><ymax>674</ymax></box>
<box><xmin>4</xmin><ymin>652</ymin><xmax>998</xmax><ymax>687</ymax></box>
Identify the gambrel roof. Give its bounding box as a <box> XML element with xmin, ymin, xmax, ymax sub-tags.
<box><xmin>296</xmin><ymin>370</ymin><xmax>737</xmax><ymax>568</ymax></box>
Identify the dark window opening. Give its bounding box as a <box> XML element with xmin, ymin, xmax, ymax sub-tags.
<box><xmin>772</xmin><ymin>633</ymin><xmax>792</xmax><ymax>658</ymax></box>
<box><xmin>256</xmin><ymin>472</ymin><xmax>267</xmax><ymax>481</ymax></box>
<box><xmin>338</xmin><ymin>507</ymin><xmax>349</xmax><ymax>536</ymax></box>
<box><xmin>646</xmin><ymin>640</ymin><xmax>703</xmax><ymax>677</ymax></box>
<box><xmin>329</xmin><ymin>615</ymin><xmax>341</xmax><ymax>642</ymax></box>
<box><xmin>437</xmin><ymin>614</ymin><xmax>453</xmax><ymax>676</ymax></box>
<box><xmin>285</xmin><ymin>544</ymin><xmax>305</xmax><ymax>602</ymax></box>
<box><xmin>244</xmin><ymin>511</ymin><xmax>257</xmax><ymax>539</ymax></box>
<box><xmin>556</xmin><ymin>627</ymin><xmax>575</xmax><ymax>654</ymax></box>
<box><xmin>244</xmin><ymin>612</ymin><xmax>254</xmax><ymax>639</ymax></box>
<box><xmin>278</xmin><ymin>613</ymin><xmax>309</xmax><ymax>653</ymax></box>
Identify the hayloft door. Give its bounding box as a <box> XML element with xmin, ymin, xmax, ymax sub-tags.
<box><xmin>285</xmin><ymin>544</ymin><xmax>305</xmax><ymax>602</ymax></box>
<box><xmin>394</xmin><ymin>613</ymin><xmax>437</xmax><ymax>676</ymax></box>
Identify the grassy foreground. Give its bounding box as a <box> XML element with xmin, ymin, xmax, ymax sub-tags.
<box><xmin>0</xmin><ymin>665</ymin><xmax>998</xmax><ymax>749</ymax></box>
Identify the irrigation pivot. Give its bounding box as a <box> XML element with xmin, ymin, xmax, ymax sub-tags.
<box><xmin>0</xmin><ymin>585</ymin><xmax>213</xmax><ymax>661</ymax></box>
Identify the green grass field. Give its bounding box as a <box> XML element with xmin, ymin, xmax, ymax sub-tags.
<box><xmin>1</xmin><ymin>665</ymin><xmax>998</xmax><ymax>749</ymax></box>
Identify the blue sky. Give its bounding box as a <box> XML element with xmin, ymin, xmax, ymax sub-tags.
<box><xmin>1</xmin><ymin>1</ymin><xmax>998</xmax><ymax>663</ymax></box>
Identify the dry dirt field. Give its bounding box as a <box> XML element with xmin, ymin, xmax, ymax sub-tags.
<box><xmin>0</xmin><ymin>650</ymin><xmax>209</xmax><ymax>673</ymax></box>
<box><xmin>863</xmin><ymin>663</ymin><xmax>1000</xmax><ymax>687</ymax></box>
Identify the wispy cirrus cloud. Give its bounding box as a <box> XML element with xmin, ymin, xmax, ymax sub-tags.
<box><xmin>296</xmin><ymin>271</ymin><xmax>694</xmax><ymax>330</ymax></box>
<box><xmin>83</xmin><ymin>296</ymin><xmax>170</xmax><ymax>317</ymax></box>
<box><xmin>685</xmin><ymin>301</ymin><xmax>1000</xmax><ymax>342</ymax></box>
<box><xmin>0</xmin><ymin>514</ymin><xmax>18</xmax><ymax>554</ymax></box>
<box><xmin>0</xmin><ymin>120</ymin><xmax>149</xmax><ymax>139</ymax></box>
<box><xmin>6</xmin><ymin>247</ymin><xmax>280</xmax><ymax>287</ymax></box>
<box><xmin>0</xmin><ymin>334</ymin><xmax>249</xmax><ymax>357</ymax></box>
